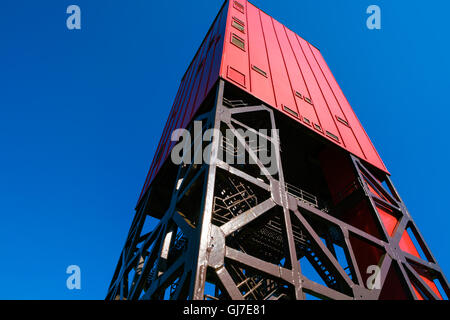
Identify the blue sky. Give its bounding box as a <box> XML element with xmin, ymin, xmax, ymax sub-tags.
<box><xmin>0</xmin><ymin>0</ymin><xmax>448</xmax><ymax>299</ymax></box>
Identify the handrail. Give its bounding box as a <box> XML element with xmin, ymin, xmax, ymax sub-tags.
<box><xmin>285</xmin><ymin>183</ymin><xmax>319</xmax><ymax>208</ymax></box>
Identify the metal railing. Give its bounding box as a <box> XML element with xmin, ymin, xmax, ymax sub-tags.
<box><xmin>285</xmin><ymin>183</ymin><xmax>319</xmax><ymax>208</ymax></box>
<box><xmin>221</xmin><ymin>136</ymin><xmax>268</xmax><ymax>160</ymax></box>
<box><xmin>223</xmin><ymin>97</ymin><xmax>248</xmax><ymax>108</ymax></box>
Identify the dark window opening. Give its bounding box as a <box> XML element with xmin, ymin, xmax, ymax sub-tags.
<box><xmin>231</xmin><ymin>33</ymin><xmax>245</xmax><ymax>51</ymax></box>
<box><xmin>283</xmin><ymin>105</ymin><xmax>299</xmax><ymax>117</ymax></box>
<box><xmin>336</xmin><ymin>116</ymin><xmax>350</xmax><ymax>127</ymax></box>
<box><xmin>233</xmin><ymin>1</ymin><xmax>245</xmax><ymax>13</ymax></box>
<box><xmin>326</xmin><ymin>131</ymin><xmax>340</xmax><ymax>142</ymax></box>
<box><xmin>304</xmin><ymin>97</ymin><xmax>313</xmax><ymax>105</ymax></box>
<box><xmin>314</xmin><ymin>123</ymin><xmax>322</xmax><ymax>132</ymax></box>
<box><xmin>252</xmin><ymin>65</ymin><xmax>267</xmax><ymax>77</ymax></box>
<box><xmin>232</xmin><ymin>19</ymin><xmax>245</xmax><ymax>32</ymax></box>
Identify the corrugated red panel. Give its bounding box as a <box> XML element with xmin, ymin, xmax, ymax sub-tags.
<box><xmin>138</xmin><ymin>0</ymin><xmax>389</xmax><ymax>204</ymax></box>
<box><xmin>220</xmin><ymin>0</ymin><xmax>388</xmax><ymax>174</ymax></box>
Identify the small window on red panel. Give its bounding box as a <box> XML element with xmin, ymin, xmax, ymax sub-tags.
<box><xmin>282</xmin><ymin>105</ymin><xmax>298</xmax><ymax>118</ymax></box>
<box><xmin>227</xmin><ymin>66</ymin><xmax>246</xmax><ymax>87</ymax></box>
<box><xmin>233</xmin><ymin>1</ymin><xmax>245</xmax><ymax>13</ymax></box>
<box><xmin>326</xmin><ymin>131</ymin><xmax>340</xmax><ymax>142</ymax></box>
<box><xmin>304</xmin><ymin>96</ymin><xmax>313</xmax><ymax>105</ymax></box>
<box><xmin>252</xmin><ymin>65</ymin><xmax>267</xmax><ymax>78</ymax></box>
<box><xmin>314</xmin><ymin>123</ymin><xmax>322</xmax><ymax>132</ymax></box>
<box><xmin>231</xmin><ymin>33</ymin><xmax>245</xmax><ymax>51</ymax></box>
<box><xmin>336</xmin><ymin>116</ymin><xmax>350</xmax><ymax>127</ymax></box>
<box><xmin>232</xmin><ymin>17</ymin><xmax>245</xmax><ymax>33</ymax></box>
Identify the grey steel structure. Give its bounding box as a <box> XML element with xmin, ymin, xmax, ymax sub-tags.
<box><xmin>106</xmin><ymin>81</ymin><xmax>449</xmax><ymax>300</ymax></box>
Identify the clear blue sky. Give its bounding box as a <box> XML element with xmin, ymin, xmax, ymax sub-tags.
<box><xmin>0</xmin><ymin>0</ymin><xmax>448</xmax><ymax>299</ymax></box>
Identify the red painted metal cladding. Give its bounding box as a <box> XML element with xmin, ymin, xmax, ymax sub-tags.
<box><xmin>137</xmin><ymin>3</ymin><xmax>228</xmax><ymax>203</ymax></box>
<box><xmin>139</xmin><ymin>0</ymin><xmax>388</xmax><ymax>204</ymax></box>
<box><xmin>220</xmin><ymin>0</ymin><xmax>388</xmax><ymax>174</ymax></box>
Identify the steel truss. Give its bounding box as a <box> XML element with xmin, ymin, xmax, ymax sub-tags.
<box><xmin>107</xmin><ymin>80</ymin><xmax>449</xmax><ymax>300</ymax></box>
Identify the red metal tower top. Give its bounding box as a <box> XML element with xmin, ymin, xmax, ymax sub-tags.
<box><xmin>220</xmin><ymin>0</ymin><xmax>387</xmax><ymax>173</ymax></box>
<box><xmin>138</xmin><ymin>0</ymin><xmax>388</xmax><ymax>204</ymax></box>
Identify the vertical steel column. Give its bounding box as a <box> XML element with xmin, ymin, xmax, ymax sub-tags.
<box><xmin>190</xmin><ymin>80</ymin><xmax>225</xmax><ymax>299</ymax></box>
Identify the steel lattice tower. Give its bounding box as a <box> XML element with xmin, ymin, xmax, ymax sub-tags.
<box><xmin>107</xmin><ymin>0</ymin><xmax>449</xmax><ymax>300</ymax></box>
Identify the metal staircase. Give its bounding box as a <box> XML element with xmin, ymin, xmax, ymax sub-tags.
<box><xmin>212</xmin><ymin>176</ymin><xmax>258</xmax><ymax>226</ymax></box>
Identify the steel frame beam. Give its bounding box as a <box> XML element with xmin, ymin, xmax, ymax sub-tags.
<box><xmin>107</xmin><ymin>80</ymin><xmax>449</xmax><ymax>300</ymax></box>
